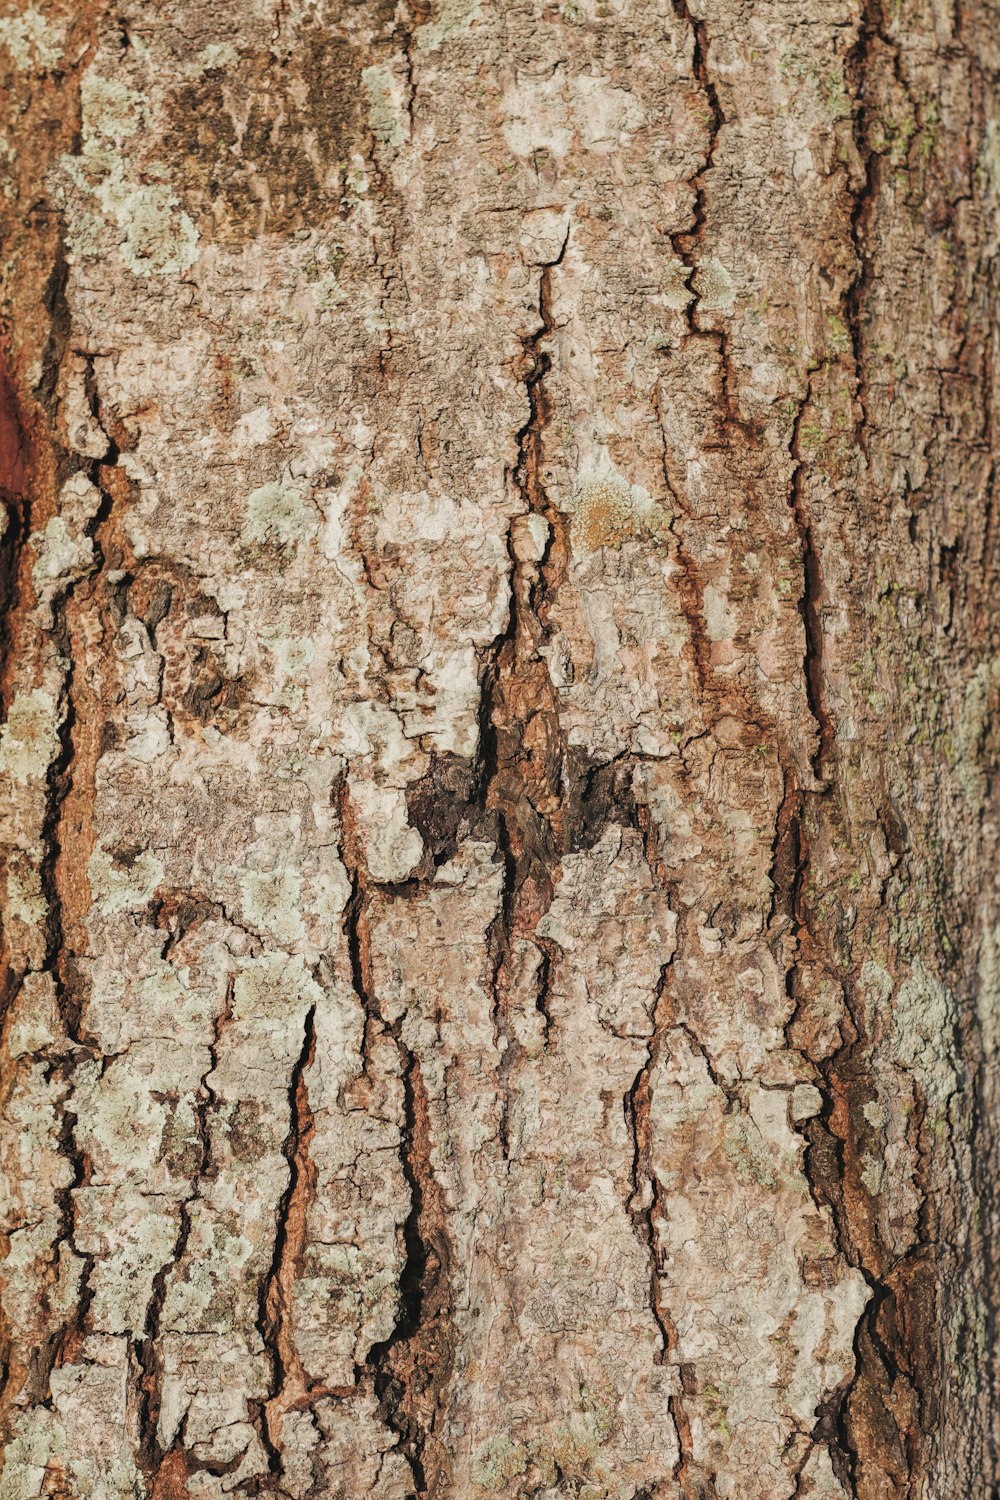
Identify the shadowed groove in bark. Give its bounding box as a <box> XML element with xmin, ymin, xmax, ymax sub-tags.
<box><xmin>622</xmin><ymin>971</ymin><xmax>715</xmax><ymax>1499</ymax></box>
<box><xmin>480</xmin><ymin>229</ymin><xmax>569</xmax><ymax>1163</ymax></box>
<box><xmin>9</xmin><ymin>295</ymin><xmax>119</xmax><ymax>1380</ymax></box>
<box><xmin>777</xmin><ymin>344</ymin><xmax>872</xmax><ymax>1500</ymax></box>
<box><xmin>789</xmin><ymin>14</ymin><xmax>957</xmax><ymax>1487</ymax></box>
<box><xmin>257</xmin><ymin>1001</ymin><xmax>318</xmax><ymax>1480</ymax></box>
<box><xmin>339</xmin><ymin>783</ymin><xmax>450</xmax><ymax>1499</ymax></box>
<box><xmin>136</xmin><ymin>972</ymin><xmax>235</xmax><ymax>1479</ymax></box>
<box><xmin>668</xmin><ymin>0</ymin><xmax>723</xmax><ymax>313</ymax></box>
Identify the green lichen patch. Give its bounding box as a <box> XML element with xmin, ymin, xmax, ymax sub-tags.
<box><xmin>0</xmin><ymin>1407</ymin><xmax>67</xmax><ymax>1500</ymax></box>
<box><xmin>243</xmin><ymin>480</ymin><xmax>315</xmax><ymax>547</ymax></box>
<box><xmin>61</xmin><ymin>73</ymin><xmax>199</xmax><ymax>275</ymax></box>
<box><xmin>64</xmin><ymin>134</ymin><xmax>199</xmax><ymax>276</ymax></box>
<box><xmin>116</xmin><ymin>182</ymin><xmax>200</xmax><ymax>275</ymax></box>
<box><xmin>471</xmin><ymin>1434</ymin><xmax>529</xmax><ymax>1491</ymax></box>
<box><xmin>0</xmin><ymin>688</ymin><xmax>61</xmax><ymax>784</ymax></box>
<box><xmin>74</xmin><ymin>1056</ymin><xmax>170</xmax><ymax>1175</ymax></box>
<box><xmin>722</xmin><ymin>1114</ymin><xmax>780</xmax><ymax>1190</ymax></box>
<box><xmin>7</xmin><ymin>864</ymin><xmax>47</xmax><ymax>925</ymax></box>
<box><xmin>80</xmin><ymin>76</ymin><xmax>145</xmax><ymax>139</ymax></box>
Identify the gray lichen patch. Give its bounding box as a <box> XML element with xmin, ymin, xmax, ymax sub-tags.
<box><xmin>116</xmin><ymin>183</ymin><xmax>200</xmax><ymax>276</ymax></box>
<box><xmin>891</xmin><ymin>960</ymin><xmax>958</xmax><ymax>1112</ymax></box>
<box><xmin>6</xmin><ymin>864</ymin><xmax>47</xmax><ymax>926</ymax></box>
<box><xmin>31</xmin><ymin>516</ymin><xmax>95</xmax><ymax>592</ymax></box>
<box><xmin>416</xmin><ymin>0</ymin><xmax>482</xmax><ymax>51</ymax></box>
<box><xmin>238</xmin><ymin>867</ymin><xmax>306</xmax><ymax>945</ymax></box>
<box><xmin>692</xmin><ymin>256</ymin><xmax>736</xmax><ymax>313</ymax></box>
<box><xmin>62</xmin><ymin>72</ymin><xmax>198</xmax><ymax>275</ymax></box>
<box><xmin>361</xmin><ymin>66</ymin><xmax>405</xmax><ymax>149</ymax></box>
<box><xmin>0</xmin><ymin>689</ymin><xmax>61</xmax><ymax>785</ymax></box>
<box><xmin>956</xmin><ymin>653</ymin><xmax>1000</xmax><ymax>803</ymax></box>
<box><xmin>87</xmin><ymin>843</ymin><xmax>165</xmax><ymax>914</ymax></box>
<box><xmin>660</xmin><ymin>255</ymin><xmax>694</xmax><ymax>310</ymax></box>
<box><xmin>80</xmin><ymin>76</ymin><xmax>145</xmax><ymax>140</ymax></box>
<box><xmin>0</xmin><ymin>8</ymin><xmax>62</xmax><ymax>73</ymax></box>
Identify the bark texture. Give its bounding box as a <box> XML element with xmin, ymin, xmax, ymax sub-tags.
<box><xmin>0</xmin><ymin>0</ymin><xmax>998</xmax><ymax>1496</ymax></box>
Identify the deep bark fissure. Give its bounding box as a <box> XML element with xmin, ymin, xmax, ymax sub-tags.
<box><xmin>257</xmin><ymin>1002</ymin><xmax>318</xmax><ymax>1480</ymax></box>
<box><xmin>340</xmin><ymin>784</ymin><xmax>451</xmax><ymax>1500</ymax></box>
<box><xmin>135</xmin><ymin>972</ymin><xmax>236</xmax><ymax>1479</ymax></box>
<box><xmin>33</xmin><ymin>347</ymin><xmax>120</xmax><ymax>1379</ymax></box>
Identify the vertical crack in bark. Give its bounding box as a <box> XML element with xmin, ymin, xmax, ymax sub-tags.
<box><xmin>845</xmin><ymin>0</ymin><xmax>879</xmax><ymax>459</ymax></box>
<box><xmin>778</xmin><ymin>370</ymin><xmax>874</xmax><ymax>1495</ymax></box>
<box><xmin>136</xmin><ymin>972</ymin><xmax>234</xmax><ymax>1479</ymax></box>
<box><xmin>624</xmin><ymin>966</ymin><xmax>672</xmax><ymax>1365</ymax></box>
<box><xmin>35</xmin><ymin>340</ymin><xmax>119</xmax><ymax>1376</ymax></box>
<box><xmin>777</xmin><ymin>22</ymin><xmax>937</xmax><ymax>1474</ymax></box>
<box><xmin>623</xmin><ymin>968</ymin><xmax>713</xmax><ymax>1500</ymax></box>
<box><xmin>667</xmin><ymin>0</ymin><xmax>753</xmax><ymax>444</ymax></box>
<box><xmin>668</xmin><ymin>0</ymin><xmax>723</xmax><ymax>308</ymax></box>
<box><xmin>258</xmin><ymin>1001</ymin><xmax>318</xmax><ymax>1478</ymax></box>
<box><xmin>481</xmin><ymin>229</ymin><xmax>570</xmax><ymax>1156</ymax></box>
<box><xmin>340</xmin><ymin>784</ymin><xmax>451</xmax><ymax>1499</ymax></box>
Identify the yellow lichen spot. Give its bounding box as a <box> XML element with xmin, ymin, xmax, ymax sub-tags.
<box><xmin>569</xmin><ymin>461</ymin><xmax>667</xmax><ymax>557</ymax></box>
<box><xmin>573</xmin><ymin>478</ymin><xmax>638</xmax><ymax>552</ymax></box>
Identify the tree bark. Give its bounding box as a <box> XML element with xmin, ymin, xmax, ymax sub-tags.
<box><xmin>0</xmin><ymin>0</ymin><xmax>997</xmax><ymax>1496</ymax></box>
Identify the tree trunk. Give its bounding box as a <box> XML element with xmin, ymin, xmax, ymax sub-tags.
<box><xmin>0</xmin><ymin>0</ymin><xmax>997</xmax><ymax>1496</ymax></box>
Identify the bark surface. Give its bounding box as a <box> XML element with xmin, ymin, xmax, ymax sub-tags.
<box><xmin>0</xmin><ymin>0</ymin><xmax>997</xmax><ymax>1497</ymax></box>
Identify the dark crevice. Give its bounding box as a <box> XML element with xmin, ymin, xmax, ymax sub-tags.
<box><xmin>136</xmin><ymin>973</ymin><xmax>234</xmax><ymax>1475</ymax></box>
<box><xmin>340</xmin><ymin>785</ymin><xmax>450</xmax><ymax>1499</ymax></box>
<box><xmin>256</xmin><ymin>1001</ymin><xmax>318</xmax><ymax>1478</ymax></box>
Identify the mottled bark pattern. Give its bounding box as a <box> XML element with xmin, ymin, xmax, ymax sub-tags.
<box><xmin>0</xmin><ymin>0</ymin><xmax>997</xmax><ymax>1497</ymax></box>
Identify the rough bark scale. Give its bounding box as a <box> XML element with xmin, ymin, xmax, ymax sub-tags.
<box><xmin>0</xmin><ymin>0</ymin><xmax>997</xmax><ymax>1496</ymax></box>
